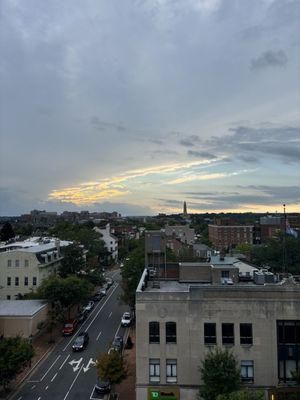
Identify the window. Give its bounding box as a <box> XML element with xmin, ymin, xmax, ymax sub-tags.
<box><xmin>241</xmin><ymin>360</ymin><xmax>254</xmax><ymax>382</ymax></box>
<box><xmin>166</xmin><ymin>359</ymin><xmax>177</xmax><ymax>383</ymax></box>
<box><xmin>15</xmin><ymin>260</ymin><xmax>19</xmax><ymax>267</ymax></box>
<box><xmin>204</xmin><ymin>323</ymin><xmax>217</xmax><ymax>345</ymax></box>
<box><xmin>7</xmin><ymin>277</ymin><xmax>11</xmax><ymax>286</ymax></box>
<box><xmin>221</xmin><ymin>270</ymin><xmax>230</xmax><ymax>278</ymax></box>
<box><xmin>15</xmin><ymin>277</ymin><xmax>19</xmax><ymax>286</ymax></box>
<box><xmin>277</xmin><ymin>320</ymin><xmax>300</xmax><ymax>382</ymax></box>
<box><xmin>149</xmin><ymin>359</ymin><xmax>160</xmax><ymax>383</ymax></box>
<box><xmin>149</xmin><ymin>321</ymin><xmax>160</xmax><ymax>343</ymax></box>
<box><xmin>7</xmin><ymin>260</ymin><xmax>12</xmax><ymax>267</ymax></box>
<box><xmin>33</xmin><ymin>277</ymin><xmax>37</xmax><ymax>286</ymax></box>
<box><xmin>7</xmin><ymin>295</ymin><xmax>11</xmax><ymax>300</ymax></box>
<box><xmin>240</xmin><ymin>323</ymin><xmax>253</xmax><ymax>345</ymax></box>
<box><xmin>222</xmin><ymin>323</ymin><xmax>234</xmax><ymax>345</ymax></box>
<box><xmin>24</xmin><ymin>277</ymin><xmax>28</xmax><ymax>286</ymax></box>
<box><xmin>25</xmin><ymin>260</ymin><xmax>29</xmax><ymax>267</ymax></box>
<box><xmin>166</xmin><ymin>322</ymin><xmax>177</xmax><ymax>343</ymax></box>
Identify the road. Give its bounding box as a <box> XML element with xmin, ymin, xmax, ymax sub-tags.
<box><xmin>11</xmin><ymin>270</ymin><xmax>129</xmax><ymax>400</ymax></box>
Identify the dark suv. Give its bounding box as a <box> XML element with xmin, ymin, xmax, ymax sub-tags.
<box><xmin>112</xmin><ymin>336</ymin><xmax>123</xmax><ymax>353</ymax></box>
<box><xmin>95</xmin><ymin>380</ymin><xmax>111</xmax><ymax>394</ymax></box>
<box><xmin>72</xmin><ymin>332</ymin><xmax>89</xmax><ymax>351</ymax></box>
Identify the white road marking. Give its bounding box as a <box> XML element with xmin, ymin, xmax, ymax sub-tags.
<box><xmin>69</xmin><ymin>357</ymin><xmax>83</xmax><ymax>372</ymax></box>
<box><xmin>89</xmin><ymin>387</ymin><xmax>99</xmax><ymax>400</ymax></box>
<box><xmin>114</xmin><ymin>322</ymin><xmax>122</xmax><ymax>338</ymax></box>
<box><xmin>96</xmin><ymin>330</ymin><xmax>102</xmax><ymax>341</ymax></box>
<box><xmin>31</xmin><ymin>385</ymin><xmax>36</xmax><ymax>389</ymax></box>
<box><xmin>37</xmin><ymin>397</ymin><xmax>41</xmax><ymax>400</ymax></box>
<box><xmin>108</xmin><ymin>311</ymin><xmax>112</xmax><ymax>318</ymax></box>
<box><xmin>59</xmin><ymin>354</ymin><xmax>70</xmax><ymax>370</ymax></box>
<box><xmin>17</xmin><ymin>397</ymin><xmax>22</xmax><ymax>400</ymax></box>
<box><xmin>83</xmin><ymin>358</ymin><xmax>96</xmax><ymax>373</ymax></box>
<box><xmin>50</xmin><ymin>372</ymin><xmax>57</xmax><ymax>382</ymax></box>
<box><xmin>45</xmin><ymin>386</ymin><xmax>49</xmax><ymax>390</ymax></box>
<box><xmin>40</xmin><ymin>355</ymin><xmax>61</xmax><ymax>381</ymax></box>
<box><xmin>63</xmin><ymin>364</ymin><xmax>83</xmax><ymax>400</ymax></box>
<box><xmin>62</xmin><ymin>283</ymin><xmax>119</xmax><ymax>352</ymax></box>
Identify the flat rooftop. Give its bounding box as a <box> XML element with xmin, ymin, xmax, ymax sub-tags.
<box><xmin>0</xmin><ymin>300</ymin><xmax>47</xmax><ymax>317</ymax></box>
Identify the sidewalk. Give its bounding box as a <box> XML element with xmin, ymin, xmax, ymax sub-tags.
<box><xmin>115</xmin><ymin>327</ymin><xmax>136</xmax><ymax>400</ymax></box>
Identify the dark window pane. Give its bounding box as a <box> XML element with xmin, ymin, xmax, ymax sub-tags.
<box><xmin>204</xmin><ymin>323</ymin><xmax>216</xmax><ymax>344</ymax></box>
<box><xmin>222</xmin><ymin>323</ymin><xmax>234</xmax><ymax>344</ymax></box>
<box><xmin>240</xmin><ymin>323</ymin><xmax>253</xmax><ymax>345</ymax></box>
<box><xmin>149</xmin><ymin>321</ymin><xmax>160</xmax><ymax>344</ymax></box>
<box><xmin>166</xmin><ymin>322</ymin><xmax>177</xmax><ymax>343</ymax></box>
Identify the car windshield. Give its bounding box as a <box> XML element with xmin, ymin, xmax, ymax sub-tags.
<box><xmin>65</xmin><ymin>323</ymin><xmax>73</xmax><ymax>328</ymax></box>
<box><xmin>75</xmin><ymin>336</ymin><xmax>84</xmax><ymax>344</ymax></box>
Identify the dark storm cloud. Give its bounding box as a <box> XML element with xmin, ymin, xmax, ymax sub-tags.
<box><xmin>187</xmin><ymin>150</ymin><xmax>216</xmax><ymax>159</ymax></box>
<box><xmin>250</xmin><ymin>50</ymin><xmax>288</xmax><ymax>70</ymax></box>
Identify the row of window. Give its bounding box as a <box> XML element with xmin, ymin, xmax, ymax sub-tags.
<box><xmin>149</xmin><ymin>359</ymin><xmax>254</xmax><ymax>383</ymax></box>
<box><xmin>149</xmin><ymin>321</ymin><xmax>253</xmax><ymax>346</ymax></box>
<box><xmin>7</xmin><ymin>260</ymin><xmax>29</xmax><ymax>268</ymax></box>
<box><xmin>7</xmin><ymin>276</ymin><xmax>37</xmax><ymax>286</ymax></box>
<box><xmin>204</xmin><ymin>323</ymin><xmax>253</xmax><ymax>345</ymax></box>
<box><xmin>149</xmin><ymin>322</ymin><xmax>176</xmax><ymax>343</ymax></box>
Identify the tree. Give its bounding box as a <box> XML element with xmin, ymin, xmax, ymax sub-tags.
<box><xmin>199</xmin><ymin>348</ymin><xmax>240</xmax><ymax>400</ymax></box>
<box><xmin>60</xmin><ymin>244</ymin><xmax>85</xmax><ymax>277</ymax></box>
<box><xmin>0</xmin><ymin>222</ymin><xmax>15</xmax><ymax>241</ymax></box>
<box><xmin>121</xmin><ymin>238</ymin><xmax>145</xmax><ymax>307</ymax></box>
<box><xmin>96</xmin><ymin>350</ymin><xmax>127</xmax><ymax>394</ymax></box>
<box><xmin>217</xmin><ymin>390</ymin><xmax>264</xmax><ymax>400</ymax></box>
<box><xmin>37</xmin><ymin>275</ymin><xmax>93</xmax><ymax>314</ymax></box>
<box><xmin>291</xmin><ymin>368</ymin><xmax>300</xmax><ymax>384</ymax></box>
<box><xmin>0</xmin><ymin>336</ymin><xmax>34</xmax><ymax>389</ymax></box>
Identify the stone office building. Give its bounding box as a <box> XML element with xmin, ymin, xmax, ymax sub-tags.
<box><xmin>135</xmin><ymin>263</ymin><xmax>300</xmax><ymax>400</ymax></box>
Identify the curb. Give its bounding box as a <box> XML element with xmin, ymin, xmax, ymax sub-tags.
<box><xmin>6</xmin><ymin>337</ymin><xmax>63</xmax><ymax>400</ymax></box>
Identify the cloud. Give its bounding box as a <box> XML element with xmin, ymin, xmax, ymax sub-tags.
<box><xmin>250</xmin><ymin>50</ymin><xmax>288</xmax><ymax>70</ymax></box>
<box><xmin>187</xmin><ymin>150</ymin><xmax>216</xmax><ymax>159</ymax></box>
<box><xmin>179</xmin><ymin>139</ymin><xmax>195</xmax><ymax>147</ymax></box>
<box><xmin>167</xmin><ymin>169</ymin><xmax>253</xmax><ymax>185</ymax></box>
<box><xmin>90</xmin><ymin>116</ymin><xmax>126</xmax><ymax>132</ymax></box>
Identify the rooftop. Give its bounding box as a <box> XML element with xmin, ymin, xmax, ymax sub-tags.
<box><xmin>0</xmin><ymin>237</ymin><xmax>72</xmax><ymax>253</ymax></box>
<box><xmin>0</xmin><ymin>300</ymin><xmax>47</xmax><ymax>317</ymax></box>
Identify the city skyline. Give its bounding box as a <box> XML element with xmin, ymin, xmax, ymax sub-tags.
<box><xmin>1</xmin><ymin>0</ymin><xmax>300</xmax><ymax>216</ymax></box>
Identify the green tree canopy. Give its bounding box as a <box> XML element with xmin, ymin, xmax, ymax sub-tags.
<box><xmin>199</xmin><ymin>348</ymin><xmax>240</xmax><ymax>400</ymax></box>
<box><xmin>0</xmin><ymin>336</ymin><xmax>34</xmax><ymax>389</ymax></box>
<box><xmin>0</xmin><ymin>222</ymin><xmax>15</xmax><ymax>241</ymax></box>
<box><xmin>251</xmin><ymin>233</ymin><xmax>300</xmax><ymax>274</ymax></box>
<box><xmin>60</xmin><ymin>244</ymin><xmax>85</xmax><ymax>277</ymax></box>
<box><xmin>96</xmin><ymin>350</ymin><xmax>127</xmax><ymax>387</ymax></box>
<box><xmin>37</xmin><ymin>275</ymin><xmax>92</xmax><ymax>309</ymax></box>
<box><xmin>121</xmin><ymin>238</ymin><xmax>145</xmax><ymax>307</ymax></box>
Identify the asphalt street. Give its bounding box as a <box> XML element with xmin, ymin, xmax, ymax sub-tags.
<box><xmin>11</xmin><ymin>270</ymin><xmax>129</xmax><ymax>400</ymax></box>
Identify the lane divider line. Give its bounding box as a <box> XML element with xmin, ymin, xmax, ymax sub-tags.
<box><xmin>63</xmin><ymin>364</ymin><xmax>83</xmax><ymax>400</ymax></box>
<box><xmin>40</xmin><ymin>355</ymin><xmax>61</xmax><ymax>381</ymax></box>
<box><xmin>50</xmin><ymin>372</ymin><xmax>57</xmax><ymax>382</ymax></box>
<box><xmin>96</xmin><ymin>331</ymin><xmax>102</xmax><ymax>341</ymax></box>
<box><xmin>108</xmin><ymin>311</ymin><xmax>112</xmax><ymax>318</ymax></box>
<box><xmin>59</xmin><ymin>354</ymin><xmax>70</xmax><ymax>370</ymax></box>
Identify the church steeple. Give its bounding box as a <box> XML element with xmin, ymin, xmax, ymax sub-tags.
<box><xmin>183</xmin><ymin>201</ymin><xmax>187</xmax><ymax>216</ymax></box>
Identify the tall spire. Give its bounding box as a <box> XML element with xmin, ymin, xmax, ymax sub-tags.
<box><xmin>183</xmin><ymin>201</ymin><xmax>187</xmax><ymax>216</ymax></box>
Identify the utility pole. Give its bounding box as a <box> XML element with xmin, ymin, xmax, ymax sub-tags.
<box><xmin>283</xmin><ymin>204</ymin><xmax>287</xmax><ymax>273</ymax></box>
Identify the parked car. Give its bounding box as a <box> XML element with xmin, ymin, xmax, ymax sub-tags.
<box><xmin>107</xmin><ymin>347</ymin><xmax>119</xmax><ymax>355</ymax></box>
<box><xmin>105</xmin><ymin>277</ymin><xmax>113</xmax><ymax>287</ymax></box>
<box><xmin>72</xmin><ymin>332</ymin><xmax>89</xmax><ymax>351</ymax></box>
<box><xmin>121</xmin><ymin>312</ymin><xmax>132</xmax><ymax>327</ymax></box>
<box><xmin>76</xmin><ymin>310</ymin><xmax>88</xmax><ymax>324</ymax></box>
<box><xmin>94</xmin><ymin>380</ymin><xmax>111</xmax><ymax>394</ymax></box>
<box><xmin>92</xmin><ymin>293</ymin><xmax>102</xmax><ymax>302</ymax></box>
<box><xmin>112</xmin><ymin>336</ymin><xmax>123</xmax><ymax>352</ymax></box>
<box><xmin>83</xmin><ymin>301</ymin><xmax>95</xmax><ymax>312</ymax></box>
<box><xmin>62</xmin><ymin>319</ymin><xmax>77</xmax><ymax>336</ymax></box>
<box><xmin>99</xmin><ymin>287</ymin><xmax>107</xmax><ymax>296</ymax></box>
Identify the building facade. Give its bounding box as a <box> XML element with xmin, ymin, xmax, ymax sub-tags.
<box><xmin>208</xmin><ymin>224</ymin><xmax>254</xmax><ymax>250</ymax></box>
<box><xmin>165</xmin><ymin>225</ymin><xmax>195</xmax><ymax>245</ymax></box>
<box><xmin>0</xmin><ymin>238</ymin><xmax>70</xmax><ymax>300</ymax></box>
<box><xmin>94</xmin><ymin>224</ymin><xmax>118</xmax><ymax>260</ymax></box>
<box><xmin>136</xmin><ymin>267</ymin><xmax>300</xmax><ymax>400</ymax></box>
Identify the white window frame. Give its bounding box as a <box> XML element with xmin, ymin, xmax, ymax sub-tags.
<box><xmin>149</xmin><ymin>359</ymin><xmax>160</xmax><ymax>383</ymax></box>
<box><xmin>241</xmin><ymin>360</ymin><xmax>254</xmax><ymax>382</ymax></box>
<box><xmin>166</xmin><ymin>359</ymin><xmax>177</xmax><ymax>383</ymax></box>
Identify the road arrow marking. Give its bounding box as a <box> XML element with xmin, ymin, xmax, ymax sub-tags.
<box><xmin>83</xmin><ymin>358</ymin><xmax>96</xmax><ymax>373</ymax></box>
<box><xmin>68</xmin><ymin>357</ymin><xmax>83</xmax><ymax>372</ymax></box>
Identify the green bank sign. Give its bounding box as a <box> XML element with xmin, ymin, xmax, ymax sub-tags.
<box><xmin>148</xmin><ymin>387</ymin><xmax>180</xmax><ymax>400</ymax></box>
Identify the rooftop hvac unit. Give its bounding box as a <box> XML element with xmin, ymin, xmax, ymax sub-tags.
<box><xmin>264</xmin><ymin>272</ymin><xmax>275</xmax><ymax>283</ymax></box>
<box><xmin>254</xmin><ymin>271</ymin><xmax>265</xmax><ymax>285</ymax></box>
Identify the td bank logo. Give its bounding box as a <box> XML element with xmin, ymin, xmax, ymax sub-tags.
<box><xmin>151</xmin><ymin>391</ymin><xmax>159</xmax><ymax>399</ymax></box>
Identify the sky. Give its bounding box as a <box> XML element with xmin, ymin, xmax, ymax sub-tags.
<box><xmin>0</xmin><ymin>0</ymin><xmax>299</xmax><ymax>216</ymax></box>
